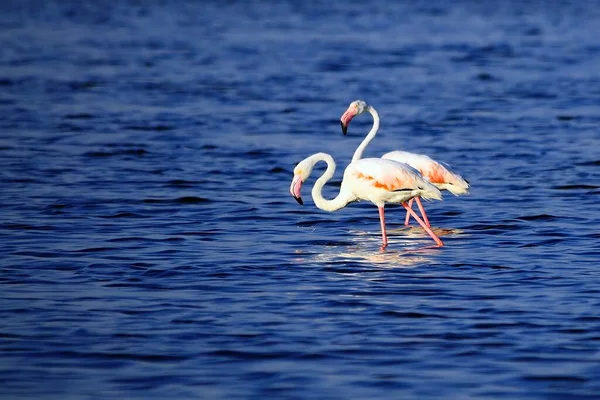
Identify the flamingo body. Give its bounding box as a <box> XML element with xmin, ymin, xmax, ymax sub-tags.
<box><xmin>344</xmin><ymin>158</ymin><xmax>441</xmax><ymax>205</ymax></box>
<box><xmin>290</xmin><ymin>153</ymin><xmax>443</xmax><ymax>248</ymax></box>
<box><xmin>340</xmin><ymin>100</ymin><xmax>469</xmax><ymax>228</ymax></box>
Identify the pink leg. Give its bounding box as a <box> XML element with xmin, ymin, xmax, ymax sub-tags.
<box><xmin>414</xmin><ymin>197</ymin><xmax>430</xmax><ymax>227</ymax></box>
<box><xmin>402</xmin><ymin>202</ymin><xmax>444</xmax><ymax>247</ymax></box>
<box><xmin>378</xmin><ymin>206</ymin><xmax>388</xmax><ymax>249</ymax></box>
<box><xmin>404</xmin><ymin>198</ymin><xmax>414</xmax><ymax>226</ymax></box>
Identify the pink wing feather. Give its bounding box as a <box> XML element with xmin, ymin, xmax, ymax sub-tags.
<box><xmin>346</xmin><ymin>158</ymin><xmax>430</xmax><ymax>192</ymax></box>
<box><xmin>382</xmin><ymin>150</ymin><xmax>469</xmax><ymax>195</ymax></box>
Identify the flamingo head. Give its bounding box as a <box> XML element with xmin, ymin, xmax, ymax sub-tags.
<box><xmin>290</xmin><ymin>159</ymin><xmax>314</xmax><ymax>205</ymax></box>
<box><xmin>340</xmin><ymin>100</ymin><xmax>368</xmax><ymax>135</ymax></box>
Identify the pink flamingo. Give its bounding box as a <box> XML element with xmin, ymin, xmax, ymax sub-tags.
<box><xmin>340</xmin><ymin>100</ymin><xmax>469</xmax><ymax>227</ymax></box>
<box><xmin>289</xmin><ymin>152</ymin><xmax>444</xmax><ymax>249</ymax></box>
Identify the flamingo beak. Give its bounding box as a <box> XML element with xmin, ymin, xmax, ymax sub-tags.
<box><xmin>340</xmin><ymin>108</ymin><xmax>355</xmax><ymax>135</ymax></box>
<box><xmin>290</xmin><ymin>175</ymin><xmax>304</xmax><ymax>205</ymax></box>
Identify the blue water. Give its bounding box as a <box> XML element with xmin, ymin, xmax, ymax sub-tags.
<box><xmin>1</xmin><ymin>1</ymin><xmax>600</xmax><ymax>398</ymax></box>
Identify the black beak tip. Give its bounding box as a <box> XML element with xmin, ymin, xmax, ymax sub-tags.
<box><xmin>294</xmin><ymin>196</ymin><xmax>303</xmax><ymax>205</ymax></box>
<box><xmin>341</xmin><ymin>121</ymin><xmax>347</xmax><ymax>135</ymax></box>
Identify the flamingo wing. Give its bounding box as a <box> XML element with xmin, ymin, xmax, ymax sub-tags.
<box><xmin>382</xmin><ymin>150</ymin><xmax>469</xmax><ymax>195</ymax></box>
<box><xmin>345</xmin><ymin>158</ymin><xmax>431</xmax><ymax>193</ymax></box>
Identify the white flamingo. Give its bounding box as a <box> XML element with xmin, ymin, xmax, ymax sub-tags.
<box><xmin>340</xmin><ymin>100</ymin><xmax>469</xmax><ymax>227</ymax></box>
<box><xmin>289</xmin><ymin>152</ymin><xmax>444</xmax><ymax>249</ymax></box>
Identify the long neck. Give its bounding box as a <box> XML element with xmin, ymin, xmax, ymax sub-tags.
<box><xmin>309</xmin><ymin>153</ymin><xmax>353</xmax><ymax>212</ymax></box>
<box><xmin>351</xmin><ymin>105</ymin><xmax>380</xmax><ymax>162</ymax></box>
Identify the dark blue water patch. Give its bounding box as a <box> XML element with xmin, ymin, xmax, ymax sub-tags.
<box><xmin>0</xmin><ymin>78</ymin><xmax>16</xmax><ymax>86</ymax></box>
<box><xmin>100</xmin><ymin>212</ymin><xmax>150</xmax><ymax>219</ymax></box>
<box><xmin>103</xmin><ymin>236</ymin><xmax>185</xmax><ymax>246</ymax></box>
<box><xmin>519</xmin><ymin>238</ymin><xmax>566</xmax><ymax>247</ymax></box>
<box><xmin>142</xmin><ymin>196</ymin><xmax>211</xmax><ymax>204</ymax></box>
<box><xmin>556</xmin><ymin>114</ymin><xmax>580</xmax><ymax>121</ymax></box>
<box><xmin>474</xmin><ymin>72</ymin><xmax>500</xmax><ymax>82</ymax></box>
<box><xmin>268</xmin><ymin>166</ymin><xmax>287</xmax><ymax>174</ymax></box>
<box><xmin>522</xmin><ymin>374</ymin><xmax>587</xmax><ymax>384</ymax></box>
<box><xmin>451</xmin><ymin>42</ymin><xmax>516</xmax><ymax>64</ymax></box>
<box><xmin>75</xmin><ymin>247</ymin><xmax>115</xmax><ymax>253</ymax></box>
<box><xmin>123</xmin><ymin>124</ymin><xmax>175</xmax><ymax>132</ymax></box>
<box><xmin>84</xmin><ymin>148</ymin><xmax>150</xmax><ymax>157</ymax></box>
<box><xmin>207</xmin><ymin>348</ymin><xmax>303</xmax><ymax>361</ymax></box>
<box><xmin>243</xmin><ymin>149</ymin><xmax>275</xmax><ymax>158</ymax></box>
<box><xmin>43</xmin><ymin>203</ymin><xmax>69</xmax><ymax>213</ymax></box>
<box><xmin>174</xmin><ymin>229</ymin><xmax>224</xmax><ymax>239</ymax></box>
<box><xmin>380</xmin><ymin>311</ymin><xmax>447</xmax><ymax>319</ymax></box>
<box><xmin>55</xmin><ymin>122</ymin><xmax>90</xmax><ymax>132</ymax></box>
<box><xmin>553</xmin><ymin>184</ymin><xmax>599</xmax><ymax>190</ymax></box>
<box><xmin>0</xmin><ymin>98</ymin><xmax>16</xmax><ymax>107</ymax></box>
<box><xmin>67</xmin><ymin>80</ymin><xmax>104</xmax><ymax>91</ymax></box>
<box><xmin>465</xmin><ymin>223</ymin><xmax>522</xmax><ymax>232</ymax></box>
<box><xmin>317</xmin><ymin>56</ymin><xmax>354</xmax><ymax>72</ymax></box>
<box><xmin>163</xmin><ymin>179</ymin><xmax>202</xmax><ymax>188</ymax></box>
<box><xmin>514</xmin><ymin>214</ymin><xmax>557</xmax><ymax>221</ymax></box>
<box><xmin>508</xmin><ymin>83</ymin><xmax>559</xmax><ymax>100</ymax></box>
<box><xmin>576</xmin><ymin>160</ymin><xmax>600</xmax><ymax>166</ymax></box>
<box><xmin>36</xmin><ymin>350</ymin><xmax>190</xmax><ymax>363</ymax></box>
<box><xmin>1</xmin><ymin>223</ymin><xmax>56</xmax><ymax>231</ymax></box>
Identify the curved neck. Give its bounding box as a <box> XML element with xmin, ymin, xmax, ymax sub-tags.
<box><xmin>308</xmin><ymin>153</ymin><xmax>353</xmax><ymax>212</ymax></box>
<box><xmin>351</xmin><ymin>105</ymin><xmax>380</xmax><ymax>162</ymax></box>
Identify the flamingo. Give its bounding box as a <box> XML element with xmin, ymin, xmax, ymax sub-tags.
<box><xmin>289</xmin><ymin>152</ymin><xmax>444</xmax><ymax>249</ymax></box>
<box><xmin>340</xmin><ymin>100</ymin><xmax>469</xmax><ymax>227</ymax></box>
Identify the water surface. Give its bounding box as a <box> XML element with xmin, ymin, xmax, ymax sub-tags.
<box><xmin>1</xmin><ymin>1</ymin><xmax>600</xmax><ymax>399</ymax></box>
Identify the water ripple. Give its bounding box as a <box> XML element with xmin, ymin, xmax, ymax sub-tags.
<box><xmin>1</xmin><ymin>1</ymin><xmax>600</xmax><ymax>399</ymax></box>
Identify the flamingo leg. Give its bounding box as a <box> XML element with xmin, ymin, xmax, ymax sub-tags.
<box><xmin>414</xmin><ymin>197</ymin><xmax>430</xmax><ymax>227</ymax></box>
<box><xmin>404</xmin><ymin>198</ymin><xmax>414</xmax><ymax>226</ymax></box>
<box><xmin>402</xmin><ymin>202</ymin><xmax>444</xmax><ymax>247</ymax></box>
<box><xmin>378</xmin><ymin>206</ymin><xmax>388</xmax><ymax>250</ymax></box>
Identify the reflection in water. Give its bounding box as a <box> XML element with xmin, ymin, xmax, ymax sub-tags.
<box><xmin>294</xmin><ymin>225</ymin><xmax>466</xmax><ymax>267</ymax></box>
<box><xmin>331</xmin><ymin>247</ymin><xmax>434</xmax><ymax>267</ymax></box>
<box><xmin>293</xmin><ymin>247</ymin><xmax>433</xmax><ymax>268</ymax></box>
